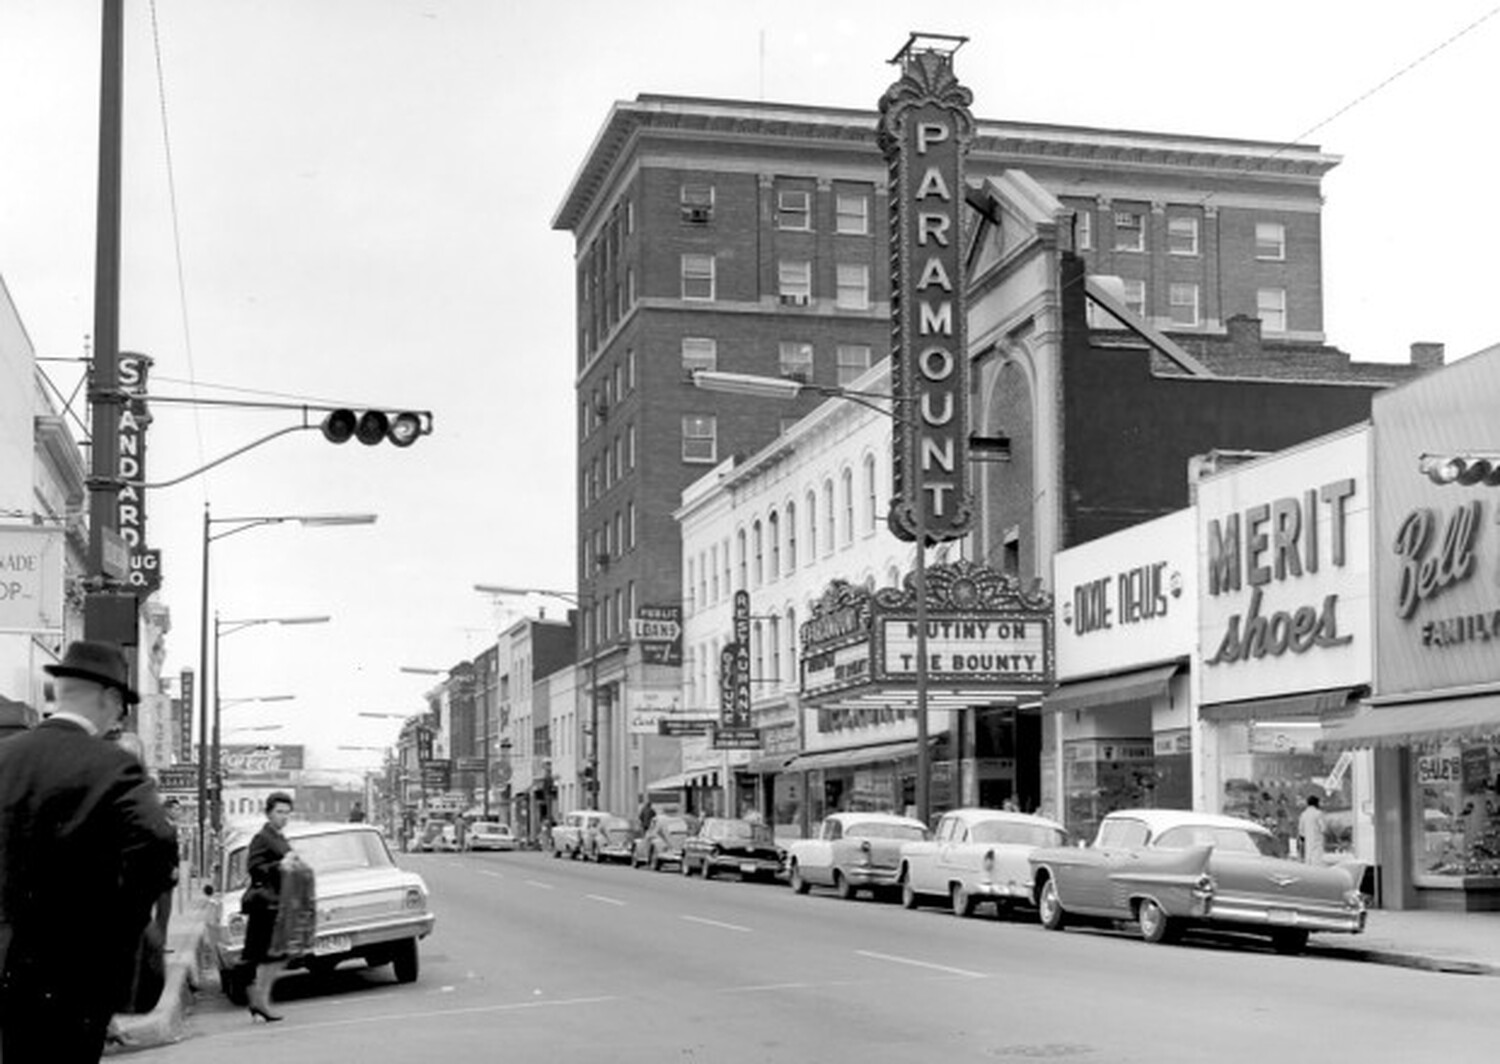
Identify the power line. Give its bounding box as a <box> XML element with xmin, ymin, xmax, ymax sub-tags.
<box><xmin>150</xmin><ymin>374</ymin><xmax>392</xmax><ymax>411</ymax></box>
<box><xmin>147</xmin><ymin>0</ymin><xmax>207</xmax><ymax>480</ymax></box>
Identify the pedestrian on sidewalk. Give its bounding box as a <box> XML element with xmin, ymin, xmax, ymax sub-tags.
<box><xmin>0</xmin><ymin>640</ymin><xmax>178</xmax><ymax>1064</ymax></box>
<box><xmin>1298</xmin><ymin>794</ymin><xmax>1327</xmax><ymax>865</ymax></box>
<box><xmin>240</xmin><ymin>792</ymin><xmax>298</xmax><ymax>1023</ymax></box>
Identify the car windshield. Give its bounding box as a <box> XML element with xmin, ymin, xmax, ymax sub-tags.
<box><xmin>718</xmin><ymin>821</ymin><xmax>774</xmax><ymax>843</ymax></box>
<box><xmin>969</xmin><ymin>820</ymin><xmax>1066</xmax><ymax>847</ymax></box>
<box><xmin>473</xmin><ymin>823</ymin><xmax>503</xmax><ymax>834</ymax></box>
<box><xmin>1153</xmin><ymin>825</ymin><xmax>1279</xmax><ymax>857</ymax></box>
<box><xmin>659</xmin><ymin>818</ymin><xmax>690</xmax><ymax>838</ymax></box>
<box><xmin>846</xmin><ymin>822</ymin><xmax>926</xmax><ymax>842</ymax></box>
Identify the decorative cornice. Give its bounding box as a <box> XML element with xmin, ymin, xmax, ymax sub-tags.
<box><xmin>872</xmin><ymin>558</ymin><xmax>1053</xmax><ymax>613</ymax></box>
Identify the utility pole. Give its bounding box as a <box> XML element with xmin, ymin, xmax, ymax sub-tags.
<box><xmin>84</xmin><ymin>0</ymin><xmax>133</xmax><ymax>646</ymax></box>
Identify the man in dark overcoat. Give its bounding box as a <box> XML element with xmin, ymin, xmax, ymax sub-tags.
<box><xmin>0</xmin><ymin>641</ymin><xmax>178</xmax><ymax>1063</ymax></box>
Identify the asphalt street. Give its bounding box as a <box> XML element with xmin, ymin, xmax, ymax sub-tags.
<box><xmin>152</xmin><ymin>850</ymin><xmax>1500</xmax><ymax>1063</ymax></box>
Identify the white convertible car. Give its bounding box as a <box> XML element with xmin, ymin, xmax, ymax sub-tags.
<box><xmin>898</xmin><ymin>808</ymin><xmax>1068</xmax><ymax>917</ymax></box>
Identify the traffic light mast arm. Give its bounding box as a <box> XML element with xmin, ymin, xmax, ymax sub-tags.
<box><xmin>128</xmin><ymin>423</ymin><xmax>315</xmax><ymax>490</ymax></box>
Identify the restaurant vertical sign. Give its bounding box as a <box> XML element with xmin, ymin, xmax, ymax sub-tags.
<box><xmin>118</xmin><ymin>352</ymin><xmax>161</xmax><ymax>593</ymax></box>
<box><xmin>877</xmin><ymin>42</ymin><xmax>975</xmax><ymax>544</ymax></box>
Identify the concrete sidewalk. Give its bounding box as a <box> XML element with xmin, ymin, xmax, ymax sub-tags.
<box><xmin>105</xmin><ymin>897</ymin><xmax>211</xmax><ymax>1054</ymax></box>
<box><xmin>1308</xmin><ymin>908</ymin><xmax>1500</xmax><ymax>975</ymax></box>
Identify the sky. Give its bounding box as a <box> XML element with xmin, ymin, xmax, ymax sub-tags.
<box><xmin>2</xmin><ymin>0</ymin><xmax>1497</xmax><ymax>779</ymax></box>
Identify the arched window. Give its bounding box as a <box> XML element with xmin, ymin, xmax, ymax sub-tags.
<box><xmin>786</xmin><ymin>501</ymin><xmax>798</xmax><ymax>570</ymax></box>
<box><xmin>768</xmin><ymin>511</ymin><xmax>781</xmax><ymax>581</ymax></box>
<box><xmin>752</xmin><ymin>520</ymin><xmax>764</xmax><ymax>587</ymax></box>
<box><xmin>863</xmin><ymin>454</ymin><xmax>878</xmax><ymax>533</ymax></box>
<box><xmin>736</xmin><ymin>528</ymin><xmax>748</xmax><ymax>591</ymax></box>
<box><xmin>841</xmin><ymin>468</ymin><xmax>855</xmax><ymax>546</ymax></box>
<box><xmin>822</xmin><ymin>479</ymin><xmax>836</xmax><ymax>554</ymax></box>
<box><xmin>806</xmin><ymin>491</ymin><xmax>818</xmax><ymax>559</ymax></box>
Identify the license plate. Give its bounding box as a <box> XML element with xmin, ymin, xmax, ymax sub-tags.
<box><xmin>314</xmin><ymin>934</ymin><xmax>352</xmax><ymax>955</ymax></box>
<box><xmin>740</xmin><ymin>863</ymin><xmax>758</xmax><ymax>875</ymax></box>
<box><xmin>1267</xmin><ymin>909</ymin><xmax>1297</xmax><ymax>926</ymax></box>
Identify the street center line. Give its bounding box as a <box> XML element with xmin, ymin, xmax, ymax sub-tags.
<box><xmin>479</xmin><ymin>870</ymin><xmax>505</xmax><ymax>878</ymax></box>
<box><xmin>585</xmin><ymin>893</ymin><xmax>625</xmax><ymax>906</ymax></box>
<box><xmin>854</xmin><ymin>949</ymin><xmax>986</xmax><ymax>979</ymax></box>
<box><xmin>681</xmin><ymin>914</ymin><xmax>751</xmax><ymax>933</ymax></box>
<box><xmin>523</xmin><ymin>879</ymin><xmax>555</xmax><ymax>890</ymax></box>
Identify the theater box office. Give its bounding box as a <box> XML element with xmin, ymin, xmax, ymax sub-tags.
<box><xmin>1323</xmin><ymin>345</ymin><xmax>1500</xmax><ymax>911</ymax></box>
<box><xmin>1048</xmin><ymin>509</ymin><xmax>1197</xmax><ymax>839</ymax></box>
<box><xmin>1196</xmin><ymin>425</ymin><xmax>1376</xmax><ymax>873</ymax></box>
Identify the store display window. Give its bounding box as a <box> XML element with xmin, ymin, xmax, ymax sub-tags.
<box><xmin>1414</xmin><ymin>742</ymin><xmax>1500</xmax><ymax>881</ymax></box>
<box><xmin>1216</xmin><ymin>720</ymin><xmax>1354</xmax><ymax>859</ymax></box>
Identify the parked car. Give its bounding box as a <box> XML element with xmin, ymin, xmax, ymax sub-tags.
<box><xmin>899</xmin><ymin>808</ymin><xmax>1068</xmax><ymax>917</ymax></box>
<box><xmin>680</xmin><ymin>817</ymin><xmax>783</xmax><ymax>881</ymax></box>
<box><xmin>786</xmin><ymin>812</ymin><xmax>929</xmax><ymax>899</ymax></box>
<box><xmin>587</xmin><ymin>816</ymin><xmax>639</xmax><ymax>863</ymax></box>
<box><xmin>551</xmin><ymin>809</ymin><xmax>611</xmax><ymax>859</ymax></box>
<box><xmin>436</xmin><ymin>824</ymin><xmax>461</xmax><ymax>852</ymax></box>
<box><xmin>1027</xmin><ymin>809</ymin><xmax>1367</xmax><ymax>954</ymax></box>
<box><xmin>207</xmin><ymin>821</ymin><xmax>436</xmax><ymax>1004</ymax></box>
<box><xmin>413</xmin><ymin>821</ymin><xmax>445</xmax><ymax>852</ymax></box>
<box><xmin>632</xmin><ymin>815</ymin><xmax>694</xmax><ymax>871</ymax></box>
<box><xmin>465</xmin><ymin>821</ymin><xmax>516</xmax><ymax>852</ymax></box>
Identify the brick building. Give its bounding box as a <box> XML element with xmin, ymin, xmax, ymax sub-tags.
<box><xmin>552</xmin><ymin>93</ymin><xmax>1408</xmax><ymax>812</ymax></box>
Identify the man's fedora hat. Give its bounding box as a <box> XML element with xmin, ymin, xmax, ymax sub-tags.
<box><xmin>44</xmin><ymin>640</ymin><xmax>140</xmax><ymax>704</ymax></box>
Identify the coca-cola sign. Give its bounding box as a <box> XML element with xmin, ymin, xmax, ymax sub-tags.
<box><xmin>219</xmin><ymin>743</ymin><xmax>304</xmax><ymax>776</ymax></box>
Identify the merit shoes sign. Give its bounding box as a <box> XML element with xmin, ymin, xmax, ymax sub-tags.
<box><xmin>878</xmin><ymin>46</ymin><xmax>975</xmax><ymax>544</ymax></box>
<box><xmin>1196</xmin><ymin>426</ymin><xmax>1372</xmax><ymax>704</ymax></box>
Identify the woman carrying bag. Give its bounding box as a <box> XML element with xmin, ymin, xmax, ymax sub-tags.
<box><xmin>240</xmin><ymin>792</ymin><xmax>309</xmax><ymax>1022</ymax></box>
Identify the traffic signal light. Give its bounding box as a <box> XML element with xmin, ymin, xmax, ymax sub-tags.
<box><xmin>1419</xmin><ymin>452</ymin><xmax>1500</xmax><ymax>487</ymax></box>
<box><xmin>321</xmin><ymin>409</ymin><xmax>430</xmax><ymax>447</ymax></box>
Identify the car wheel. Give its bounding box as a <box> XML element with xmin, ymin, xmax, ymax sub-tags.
<box><xmin>1138</xmin><ymin>898</ymin><xmax>1175</xmax><ymax>944</ymax></box>
<box><xmin>951</xmin><ymin>883</ymin><xmax>978</xmax><ymax>918</ymax></box>
<box><xmin>900</xmin><ymin>874</ymin><xmax>919</xmax><ymax>910</ymax></box>
<box><xmin>651</xmin><ymin>853</ymin><xmax>663</xmax><ymax>873</ymax></box>
<box><xmin>1271</xmin><ymin>928</ymin><xmax>1309</xmax><ymax>955</ymax></box>
<box><xmin>392</xmin><ymin>938</ymin><xmax>420</xmax><ymax>984</ymax></box>
<box><xmin>220</xmin><ymin>964</ymin><xmax>249</xmax><ymax>1006</ymax></box>
<box><xmin>790</xmin><ymin>862</ymin><xmax>809</xmax><ymax>894</ymax></box>
<box><xmin>1038</xmin><ymin>877</ymin><xmax>1067</xmax><ymax>931</ymax></box>
<box><xmin>834</xmin><ymin>871</ymin><xmax>856</xmax><ymax>901</ymax></box>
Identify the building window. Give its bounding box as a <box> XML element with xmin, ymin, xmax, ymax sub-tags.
<box><xmin>768</xmin><ymin>615</ymin><xmax>781</xmax><ymax>683</ymax></box>
<box><xmin>786</xmin><ymin>607</ymin><xmax>798</xmax><ymax>673</ymax></box>
<box><xmin>778</xmin><ymin>260</ymin><xmax>812</xmax><ymax>306</ymax></box>
<box><xmin>837</xmin><ymin>344</ymin><xmax>872</xmax><ymax>387</ymax></box>
<box><xmin>1113</xmin><ymin>210</ymin><xmax>1145</xmax><ymax>252</ymax></box>
<box><xmin>625</xmin><ymin>198</ymin><xmax>634</xmax><ymax>234</ymax></box>
<box><xmin>626</xmin><ymin>268</ymin><xmax>635</xmax><ymax>307</ymax></box>
<box><xmin>627</xmin><ymin>423</ymin><xmax>635</xmax><ymax>469</ymax></box>
<box><xmin>680</xmin><ymin>183</ymin><xmax>714</xmax><ymax>224</ymax></box>
<box><xmin>786</xmin><ymin>501</ymin><xmax>797</xmax><ymax>570</ymax></box>
<box><xmin>840</xmin><ymin>468</ymin><xmax>854</xmax><ymax>546</ymax></box>
<box><xmin>835</xmin><ymin>264</ymin><xmax>870</xmax><ymax>310</ymax></box>
<box><xmin>1123</xmin><ymin>279</ymin><xmax>1146</xmax><ymax>318</ymax></box>
<box><xmin>1167</xmin><ymin>215</ymin><xmax>1199</xmax><ymax>256</ymax></box>
<box><xmin>768</xmin><ymin>511</ymin><xmax>780</xmax><ymax>580</ymax></box>
<box><xmin>1256</xmin><ymin>221</ymin><xmax>1286</xmax><ymax>261</ymax></box>
<box><xmin>752</xmin><ymin>623</ymin><xmax>763</xmax><ymax>684</ymax></box>
<box><xmin>863</xmin><ymin>454</ymin><xmax>878</xmax><ymax>533</ymax></box>
<box><xmin>822</xmin><ymin>479</ymin><xmax>835</xmax><ymax>554</ymax></box>
<box><xmin>707</xmin><ymin>546</ymin><xmax>716</xmax><ymax>604</ymax></box>
<box><xmin>752</xmin><ymin>520</ymin><xmax>764</xmax><ymax>587</ymax></box>
<box><xmin>805</xmin><ymin>490</ymin><xmax>817</xmax><ymax>560</ymax></box>
<box><xmin>779</xmin><ymin>341</ymin><xmax>814</xmax><ymax>382</ymax></box>
<box><xmin>1257</xmin><ymin>288</ymin><xmax>1287</xmax><ymax>333</ymax></box>
<box><xmin>627</xmin><ymin>502</ymin><xmax>636</xmax><ymax>549</ymax></box>
<box><xmin>681</xmin><ymin>254</ymin><xmax>715</xmax><ymax>301</ymax></box>
<box><xmin>721</xmin><ymin>538</ymin><xmax>730</xmax><ymax>598</ymax></box>
<box><xmin>777</xmin><ymin>188</ymin><xmax>812</xmax><ymax>231</ymax></box>
<box><xmin>1075</xmin><ymin>207</ymin><xmax>1092</xmax><ymax>250</ymax></box>
<box><xmin>682</xmin><ymin>415</ymin><xmax>717</xmax><ymax>463</ymax></box>
<box><xmin>1168</xmin><ymin>283</ymin><xmax>1200</xmax><ymax>327</ymax></box>
<box><xmin>681</xmin><ymin>337</ymin><xmax>717</xmax><ymax>374</ymax></box>
<box><xmin>835</xmin><ymin>191</ymin><xmax>868</xmax><ymax>235</ymax></box>
<box><xmin>736</xmin><ymin>528</ymin><xmax>747</xmax><ymax>592</ymax></box>
<box><xmin>626</xmin><ymin>348</ymin><xmax>636</xmax><ymax>390</ymax></box>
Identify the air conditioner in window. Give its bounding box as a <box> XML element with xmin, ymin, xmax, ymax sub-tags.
<box><xmin>779</xmin><ymin>293</ymin><xmax>810</xmax><ymax>306</ymax></box>
<box><xmin>681</xmin><ymin>206</ymin><xmax>712</xmax><ymax>224</ymax></box>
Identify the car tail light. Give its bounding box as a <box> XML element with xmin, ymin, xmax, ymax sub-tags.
<box><xmin>1192</xmin><ymin>873</ymin><xmax>1215</xmax><ymax>897</ymax></box>
<box><xmin>404</xmin><ymin>888</ymin><xmax>425</xmax><ymax>911</ymax></box>
<box><xmin>1343</xmin><ymin>889</ymin><xmax>1366</xmax><ymax>911</ymax></box>
<box><xmin>982</xmin><ymin>849</ymin><xmax>996</xmax><ymax>875</ymax></box>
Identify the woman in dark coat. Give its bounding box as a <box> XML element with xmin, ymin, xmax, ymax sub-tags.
<box><xmin>242</xmin><ymin>791</ymin><xmax>294</xmax><ymax>1021</ymax></box>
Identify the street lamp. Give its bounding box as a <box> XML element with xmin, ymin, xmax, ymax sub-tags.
<box><xmin>691</xmin><ymin>369</ymin><xmax>940</xmax><ymax>824</ymax></box>
<box><xmin>197</xmin><ymin>506</ymin><xmax>373</xmax><ymax>867</ymax></box>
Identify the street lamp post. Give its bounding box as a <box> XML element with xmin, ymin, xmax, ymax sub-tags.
<box><xmin>211</xmin><ymin>615</ymin><xmax>329</xmax><ymax>833</ymax></box>
<box><xmin>693</xmin><ymin>371</ymin><xmax>945</xmax><ymax>823</ymax></box>
<box><xmin>197</xmin><ymin>506</ymin><xmax>373</xmax><ymax>869</ymax></box>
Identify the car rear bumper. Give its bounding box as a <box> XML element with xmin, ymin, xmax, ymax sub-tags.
<box><xmin>966</xmin><ymin>880</ymin><xmax>1033</xmax><ymax>900</ymax></box>
<box><xmin>710</xmin><ymin>855</ymin><xmax>782</xmax><ymax>876</ymax></box>
<box><xmin>217</xmin><ymin>912</ymin><xmax>437</xmax><ymax>970</ymax></box>
<box><xmin>843</xmin><ymin>866</ymin><xmax>901</xmax><ymax>887</ymax></box>
<box><xmin>1204</xmin><ymin>898</ymin><xmax>1366</xmax><ymax>934</ymax></box>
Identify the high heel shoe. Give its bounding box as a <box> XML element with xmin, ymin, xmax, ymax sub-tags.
<box><xmin>249</xmin><ymin>1004</ymin><xmax>284</xmax><ymax>1023</ymax></box>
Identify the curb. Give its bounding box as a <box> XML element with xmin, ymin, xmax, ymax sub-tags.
<box><xmin>1308</xmin><ymin>941</ymin><xmax>1500</xmax><ymax>976</ymax></box>
<box><xmin>105</xmin><ymin>904</ymin><xmax>210</xmax><ymax>1054</ymax></box>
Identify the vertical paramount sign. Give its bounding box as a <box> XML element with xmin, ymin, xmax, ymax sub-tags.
<box><xmin>877</xmin><ymin>44</ymin><xmax>976</xmax><ymax>544</ymax></box>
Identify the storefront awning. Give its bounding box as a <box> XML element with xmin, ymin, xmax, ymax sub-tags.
<box><xmin>1318</xmin><ymin>694</ymin><xmax>1500</xmax><ymax>752</ymax></box>
<box><xmin>784</xmin><ymin>740</ymin><xmax>919</xmax><ymax>774</ymax></box>
<box><xmin>647</xmin><ymin>769</ymin><xmax>720</xmax><ymax>792</ymax></box>
<box><xmin>1045</xmin><ymin>663</ymin><xmax>1181</xmax><ymax>716</ymax></box>
<box><xmin>1200</xmin><ymin>686</ymin><xmax>1363</xmax><ymax>724</ymax></box>
<box><xmin>741</xmin><ymin>753</ymin><xmax>798</xmax><ymax>775</ymax></box>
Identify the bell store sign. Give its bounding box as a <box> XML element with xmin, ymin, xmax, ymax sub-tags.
<box><xmin>1197</xmin><ymin>426</ymin><xmax>1372</xmax><ymax>704</ymax></box>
